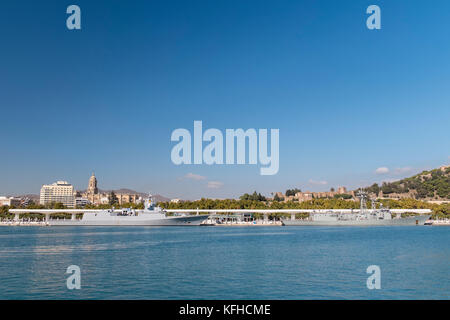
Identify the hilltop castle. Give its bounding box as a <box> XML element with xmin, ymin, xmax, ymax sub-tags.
<box><xmin>273</xmin><ymin>186</ymin><xmax>356</xmax><ymax>202</ymax></box>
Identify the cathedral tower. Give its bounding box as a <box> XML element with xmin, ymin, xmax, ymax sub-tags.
<box><xmin>87</xmin><ymin>172</ymin><xmax>98</xmax><ymax>195</ymax></box>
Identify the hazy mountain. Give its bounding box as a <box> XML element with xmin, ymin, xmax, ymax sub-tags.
<box><xmin>14</xmin><ymin>194</ymin><xmax>40</xmax><ymax>202</ymax></box>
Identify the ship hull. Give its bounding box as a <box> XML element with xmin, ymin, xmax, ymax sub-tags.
<box><xmin>48</xmin><ymin>215</ymin><xmax>209</xmax><ymax>226</ymax></box>
<box><xmin>282</xmin><ymin>215</ymin><xmax>431</xmax><ymax>226</ymax></box>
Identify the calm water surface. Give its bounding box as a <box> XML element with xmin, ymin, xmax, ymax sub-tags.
<box><xmin>0</xmin><ymin>226</ymin><xmax>448</xmax><ymax>299</ymax></box>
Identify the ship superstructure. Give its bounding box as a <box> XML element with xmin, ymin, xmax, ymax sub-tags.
<box><xmin>10</xmin><ymin>195</ymin><xmax>208</xmax><ymax>226</ymax></box>
<box><xmin>282</xmin><ymin>191</ymin><xmax>431</xmax><ymax>226</ymax></box>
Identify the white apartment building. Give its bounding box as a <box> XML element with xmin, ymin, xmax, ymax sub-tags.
<box><xmin>0</xmin><ymin>196</ymin><xmax>21</xmax><ymax>207</ymax></box>
<box><xmin>75</xmin><ymin>197</ymin><xmax>89</xmax><ymax>208</ymax></box>
<box><xmin>40</xmin><ymin>181</ymin><xmax>76</xmax><ymax>208</ymax></box>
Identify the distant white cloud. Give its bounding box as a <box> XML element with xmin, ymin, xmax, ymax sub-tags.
<box><xmin>184</xmin><ymin>173</ymin><xmax>206</xmax><ymax>181</ymax></box>
<box><xmin>308</xmin><ymin>179</ymin><xmax>328</xmax><ymax>185</ymax></box>
<box><xmin>207</xmin><ymin>181</ymin><xmax>224</xmax><ymax>189</ymax></box>
<box><xmin>375</xmin><ymin>167</ymin><xmax>389</xmax><ymax>175</ymax></box>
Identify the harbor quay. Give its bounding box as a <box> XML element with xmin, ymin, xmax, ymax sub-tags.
<box><xmin>3</xmin><ymin>217</ymin><xmax>448</xmax><ymax>226</ymax></box>
<box><xmin>2</xmin><ymin>208</ymin><xmax>295</xmax><ymax>227</ymax></box>
<box><xmin>0</xmin><ymin>215</ymin><xmax>284</xmax><ymax>227</ymax></box>
<box><xmin>1</xmin><ymin>191</ymin><xmax>435</xmax><ymax>227</ymax></box>
<box><xmin>2</xmin><ymin>205</ymin><xmax>435</xmax><ymax>227</ymax></box>
<box><xmin>0</xmin><ymin>189</ymin><xmax>437</xmax><ymax>227</ymax></box>
<box><xmin>1</xmin><ymin>171</ymin><xmax>448</xmax><ymax>227</ymax></box>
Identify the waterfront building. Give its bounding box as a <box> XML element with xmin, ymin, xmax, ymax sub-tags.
<box><xmin>75</xmin><ymin>197</ymin><xmax>89</xmax><ymax>207</ymax></box>
<box><xmin>0</xmin><ymin>196</ymin><xmax>21</xmax><ymax>207</ymax></box>
<box><xmin>338</xmin><ymin>186</ymin><xmax>347</xmax><ymax>194</ymax></box>
<box><xmin>115</xmin><ymin>193</ymin><xmax>141</xmax><ymax>204</ymax></box>
<box><xmin>40</xmin><ymin>181</ymin><xmax>76</xmax><ymax>208</ymax></box>
<box><xmin>295</xmin><ymin>191</ymin><xmax>313</xmax><ymax>202</ymax></box>
<box><xmin>81</xmin><ymin>173</ymin><xmax>141</xmax><ymax>206</ymax></box>
<box><xmin>272</xmin><ymin>186</ymin><xmax>355</xmax><ymax>202</ymax></box>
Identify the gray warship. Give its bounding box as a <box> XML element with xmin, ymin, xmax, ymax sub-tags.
<box><xmin>10</xmin><ymin>196</ymin><xmax>209</xmax><ymax>226</ymax></box>
<box><xmin>282</xmin><ymin>191</ymin><xmax>431</xmax><ymax>226</ymax></box>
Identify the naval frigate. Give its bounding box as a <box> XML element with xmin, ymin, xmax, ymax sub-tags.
<box><xmin>48</xmin><ymin>196</ymin><xmax>209</xmax><ymax>226</ymax></box>
<box><xmin>281</xmin><ymin>191</ymin><xmax>431</xmax><ymax>226</ymax></box>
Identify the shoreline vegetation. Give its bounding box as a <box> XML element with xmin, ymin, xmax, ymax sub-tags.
<box><xmin>158</xmin><ymin>197</ymin><xmax>449</xmax><ymax>219</ymax></box>
<box><xmin>2</xmin><ymin>165</ymin><xmax>448</xmax><ymax>221</ymax></box>
<box><xmin>1</xmin><ymin>195</ymin><xmax>449</xmax><ymax>220</ymax></box>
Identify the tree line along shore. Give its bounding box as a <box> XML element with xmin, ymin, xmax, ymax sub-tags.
<box><xmin>1</xmin><ymin>196</ymin><xmax>448</xmax><ymax>220</ymax></box>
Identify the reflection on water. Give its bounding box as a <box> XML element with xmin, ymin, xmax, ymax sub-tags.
<box><xmin>0</xmin><ymin>226</ymin><xmax>448</xmax><ymax>299</ymax></box>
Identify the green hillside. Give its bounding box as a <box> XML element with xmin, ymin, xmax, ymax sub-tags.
<box><xmin>365</xmin><ymin>166</ymin><xmax>450</xmax><ymax>200</ymax></box>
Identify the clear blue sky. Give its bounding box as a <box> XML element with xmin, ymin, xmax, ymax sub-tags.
<box><xmin>1</xmin><ymin>0</ymin><xmax>449</xmax><ymax>199</ymax></box>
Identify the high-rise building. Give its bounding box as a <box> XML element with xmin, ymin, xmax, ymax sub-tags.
<box><xmin>40</xmin><ymin>181</ymin><xmax>76</xmax><ymax>208</ymax></box>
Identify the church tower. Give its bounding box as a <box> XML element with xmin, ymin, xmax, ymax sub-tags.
<box><xmin>87</xmin><ymin>172</ymin><xmax>98</xmax><ymax>195</ymax></box>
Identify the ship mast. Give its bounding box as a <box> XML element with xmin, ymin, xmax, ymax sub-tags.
<box><xmin>356</xmin><ymin>190</ymin><xmax>368</xmax><ymax>213</ymax></box>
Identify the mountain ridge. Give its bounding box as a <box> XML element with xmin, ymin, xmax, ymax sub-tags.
<box><xmin>363</xmin><ymin>165</ymin><xmax>450</xmax><ymax>200</ymax></box>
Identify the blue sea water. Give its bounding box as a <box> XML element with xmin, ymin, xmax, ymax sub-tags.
<box><xmin>0</xmin><ymin>226</ymin><xmax>448</xmax><ymax>300</ymax></box>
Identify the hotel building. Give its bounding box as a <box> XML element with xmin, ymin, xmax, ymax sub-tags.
<box><xmin>40</xmin><ymin>181</ymin><xmax>76</xmax><ymax>208</ymax></box>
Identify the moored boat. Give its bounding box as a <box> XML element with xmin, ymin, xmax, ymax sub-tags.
<box><xmin>282</xmin><ymin>191</ymin><xmax>431</xmax><ymax>226</ymax></box>
<box><xmin>10</xmin><ymin>195</ymin><xmax>209</xmax><ymax>226</ymax></box>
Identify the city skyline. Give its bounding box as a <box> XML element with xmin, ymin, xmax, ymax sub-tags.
<box><xmin>2</xmin><ymin>163</ymin><xmax>449</xmax><ymax>200</ymax></box>
<box><xmin>1</xmin><ymin>1</ymin><xmax>450</xmax><ymax>199</ymax></box>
